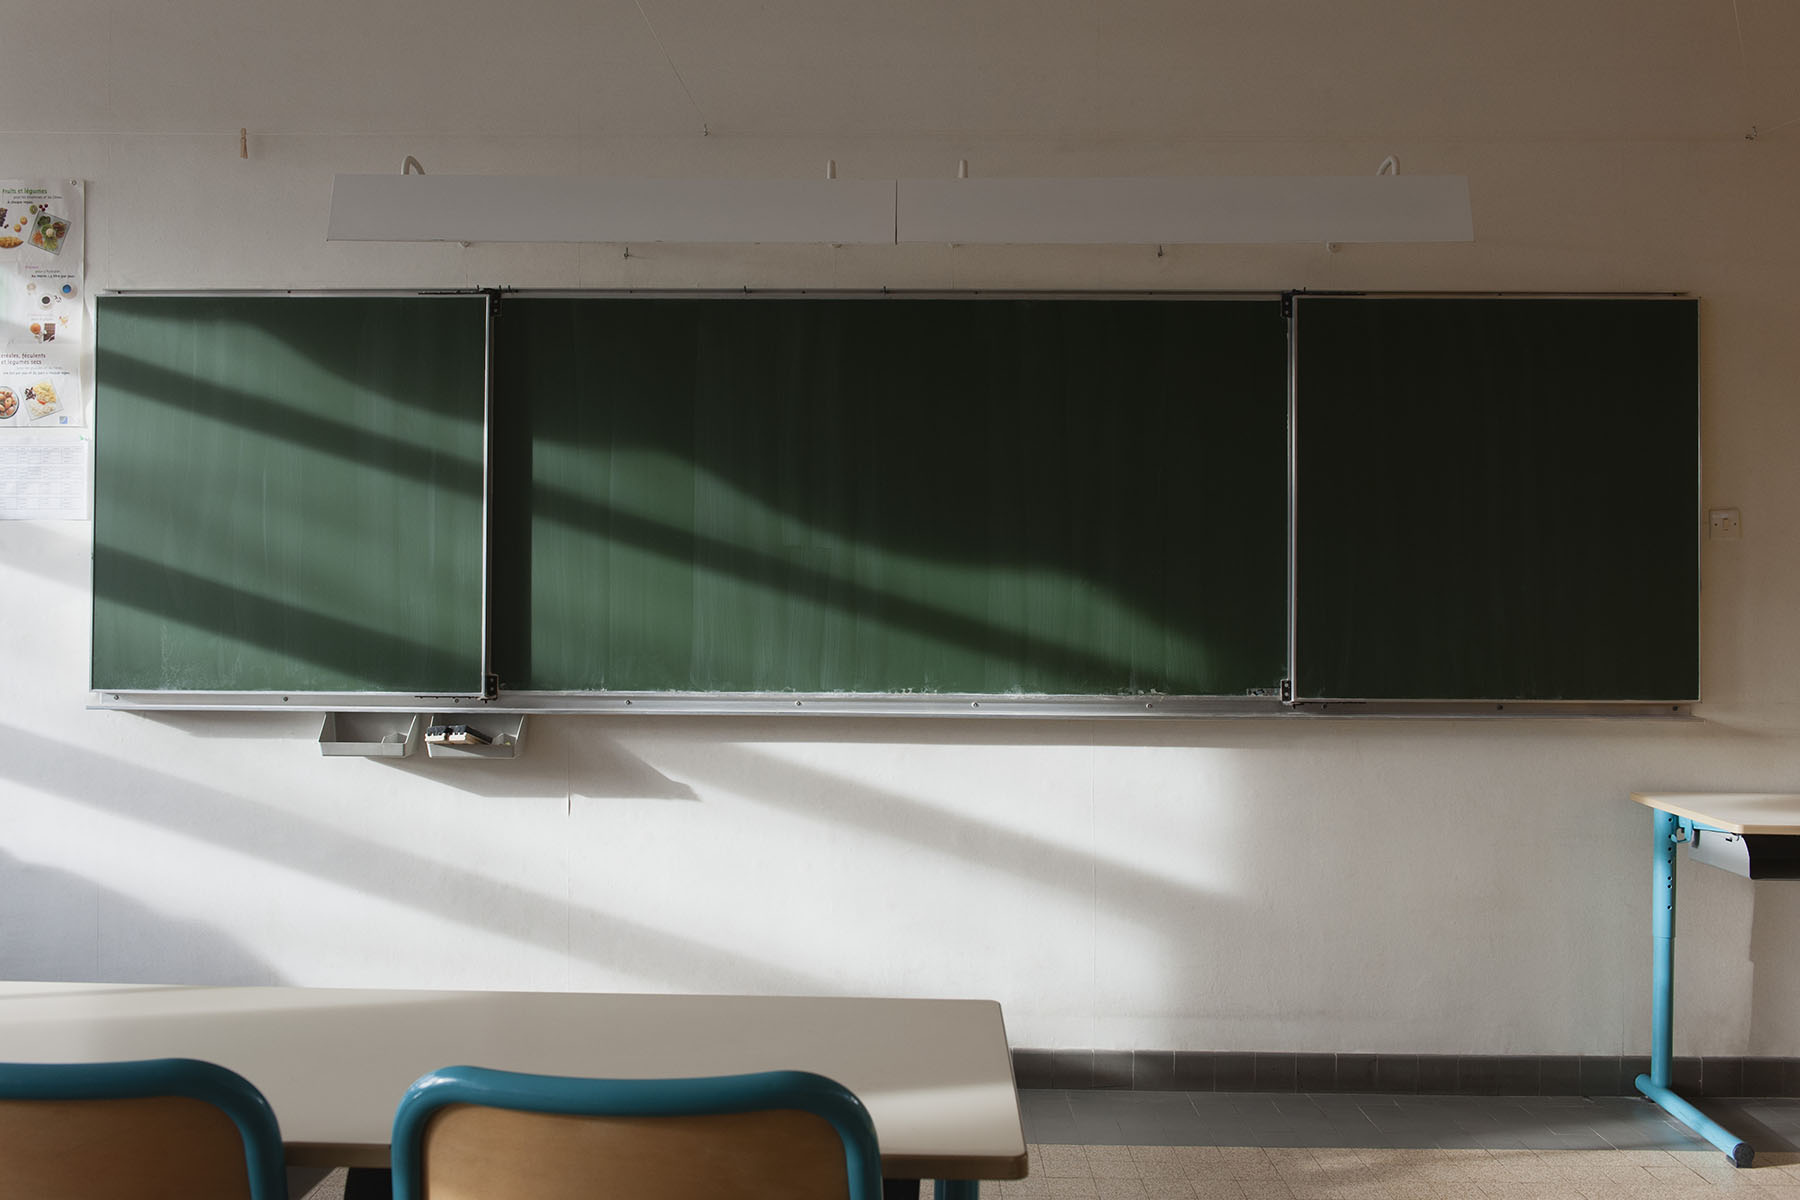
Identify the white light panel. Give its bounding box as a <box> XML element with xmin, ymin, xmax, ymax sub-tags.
<box><xmin>328</xmin><ymin>174</ymin><xmax>1473</xmax><ymax>246</ymax></box>
<box><xmin>327</xmin><ymin>175</ymin><xmax>897</xmax><ymax>244</ymax></box>
<box><xmin>897</xmin><ymin>176</ymin><xmax>1473</xmax><ymax>244</ymax></box>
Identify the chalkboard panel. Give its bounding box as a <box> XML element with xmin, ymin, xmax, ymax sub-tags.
<box><xmin>492</xmin><ymin>296</ymin><xmax>1289</xmax><ymax>696</ymax></box>
<box><xmin>92</xmin><ymin>294</ymin><xmax>490</xmax><ymax>694</ymax></box>
<box><xmin>1292</xmin><ymin>296</ymin><xmax>1698</xmax><ymax>701</ymax></box>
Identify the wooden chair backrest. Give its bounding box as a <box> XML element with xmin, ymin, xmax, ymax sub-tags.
<box><xmin>419</xmin><ymin>1102</ymin><xmax>854</xmax><ymax>1200</ymax></box>
<box><xmin>0</xmin><ymin>1094</ymin><xmax>253</xmax><ymax>1200</ymax></box>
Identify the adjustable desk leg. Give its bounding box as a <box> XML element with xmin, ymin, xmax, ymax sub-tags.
<box><xmin>1632</xmin><ymin>806</ymin><xmax>1754</xmax><ymax>1167</ymax></box>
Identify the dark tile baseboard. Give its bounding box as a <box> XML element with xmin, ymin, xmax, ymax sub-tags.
<box><xmin>1011</xmin><ymin>1049</ymin><xmax>1800</xmax><ymax>1098</ymax></box>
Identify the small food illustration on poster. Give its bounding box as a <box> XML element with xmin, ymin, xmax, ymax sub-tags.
<box><xmin>23</xmin><ymin>380</ymin><xmax>60</xmax><ymax>422</ymax></box>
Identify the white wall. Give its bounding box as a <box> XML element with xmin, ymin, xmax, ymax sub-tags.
<box><xmin>5</xmin><ymin>2</ymin><xmax>1800</xmax><ymax>1056</ymax></box>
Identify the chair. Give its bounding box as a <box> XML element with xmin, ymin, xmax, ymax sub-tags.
<box><xmin>390</xmin><ymin>1066</ymin><xmax>883</xmax><ymax>1200</ymax></box>
<box><xmin>0</xmin><ymin>1057</ymin><xmax>287</xmax><ymax>1200</ymax></box>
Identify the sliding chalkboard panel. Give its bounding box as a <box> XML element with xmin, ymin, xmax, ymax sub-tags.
<box><xmin>1292</xmin><ymin>296</ymin><xmax>1698</xmax><ymax>701</ymax></box>
<box><xmin>93</xmin><ymin>294</ymin><xmax>490</xmax><ymax>695</ymax></box>
<box><xmin>492</xmin><ymin>296</ymin><xmax>1288</xmax><ymax>696</ymax></box>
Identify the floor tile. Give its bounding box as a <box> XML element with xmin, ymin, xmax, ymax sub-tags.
<box><xmin>1019</xmin><ymin>1089</ymin><xmax>1800</xmax><ymax>1166</ymax></box>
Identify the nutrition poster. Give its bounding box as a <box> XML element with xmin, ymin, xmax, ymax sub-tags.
<box><xmin>0</xmin><ymin>179</ymin><xmax>84</xmax><ymax>429</ymax></box>
<box><xmin>0</xmin><ymin>439</ymin><xmax>87</xmax><ymax>520</ymax></box>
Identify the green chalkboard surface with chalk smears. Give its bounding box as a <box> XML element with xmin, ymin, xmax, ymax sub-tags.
<box><xmin>92</xmin><ymin>294</ymin><xmax>489</xmax><ymax>695</ymax></box>
<box><xmin>490</xmin><ymin>296</ymin><xmax>1291</xmax><ymax>697</ymax></box>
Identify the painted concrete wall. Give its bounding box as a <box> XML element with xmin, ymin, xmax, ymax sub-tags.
<box><xmin>4</xmin><ymin>2</ymin><xmax>1800</xmax><ymax>1055</ymax></box>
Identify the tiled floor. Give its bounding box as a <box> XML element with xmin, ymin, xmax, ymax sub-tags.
<box><xmin>289</xmin><ymin>1092</ymin><xmax>1800</xmax><ymax>1199</ymax></box>
<box><xmin>994</xmin><ymin>1090</ymin><xmax>1800</xmax><ymax>1198</ymax></box>
<box><xmin>1020</xmin><ymin>1090</ymin><xmax>1800</xmax><ymax>1152</ymax></box>
<box><xmin>992</xmin><ymin>1144</ymin><xmax>1800</xmax><ymax>1198</ymax></box>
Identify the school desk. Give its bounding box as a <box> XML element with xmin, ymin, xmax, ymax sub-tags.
<box><xmin>0</xmin><ymin>982</ymin><xmax>1026</xmax><ymax>1198</ymax></box>
<box><xmin>1630</xmin><ymin>791</ymin><xmax>1800</xmax><ymax>1167</ymax></box>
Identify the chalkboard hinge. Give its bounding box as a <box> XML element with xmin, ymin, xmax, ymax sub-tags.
<box><xmin>1281</xmin><ymin>291</ymin><xmax>1294</xmax><ymax>319</ymax></box>
<box><xmin>1280</xmin><ymin>678</ymin><xmax>1293</xmax><ymax>703</ymax></box>
<box><xmin>485</xmin><ymin>673</ymin><xmax>500</xmax><ymax>700</ymax></box>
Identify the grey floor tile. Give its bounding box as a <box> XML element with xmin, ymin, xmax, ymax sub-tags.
<box><xmin>1519</xmin><ymin>1096</ymin><xmax>1595</xmax><ymax>1111</ymax></box>
<box><xmin>1020</xmin><ymin>1116</ymin><xmax>1083</xmax><ymax>1144</ymax></box>
<box><xmin>1496</xmin><ymin>1127</ymin><xmax>1573</xmax><ymax>1148</ymax></box>
<box><xmin>1598</xmin><ymin>1126</ymin><xmax>1708</xmax><ymax>1150</ymax></box>
<box><xmin>1019</xmin><ymin>1107</ymin><xmax>1074</xmax><ymax>1130</ymax></box>
<box><xmin>1068</xmin><ymin>1121</ymin><xmax>1132</xmax><ymax>1146</ymax></box>
<box><xmin>1252</xmin><ymin>1129</ymin><xmax>1338</xmax><ymax>1147</ymax></box>
<box><xmin>1185</xmin><ymin>1091</ymin><xmax>1239</xmax><ymax>1109</ymax></box>
<box><xmin>1015</xmin><ymin>1087</ymin><xmax>1800</xmax><ymax>1155</ymax></box>
<box><xmin>1068</xmin><ymin>1096</ymin><xmax>1200</xmax><ymax>1126</ymax></box>
<box><xmin>1063</xmin><ymin>1090</ymin><xmax>1171</xmax><ymax>1110</ymax></box>
<box><xmin>1323</xmin><ymin>1115</ymin><xmax>1384</xmax><ymax>1131</ymax></box>
<box><xmin>1020</xmin><ymin>1090</ymin><xmax>1072</xmax><ymax>1113</ymax></box>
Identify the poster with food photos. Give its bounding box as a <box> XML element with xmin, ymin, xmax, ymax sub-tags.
<box><xmin>0</xmin><ymin>179</ymin><xmax>83</xmax><ymax>428</ymax></box>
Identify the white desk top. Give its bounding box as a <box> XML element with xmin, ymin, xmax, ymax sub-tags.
<box><xmin>1631</xmin><ymin>792</ymin><xmax>1800</xmax><ymax>835</ymax></box>
<box><xmin>0</xmin><ymin>984</ymin><xmax>1026</xmax><ymax>1180</ymax></box>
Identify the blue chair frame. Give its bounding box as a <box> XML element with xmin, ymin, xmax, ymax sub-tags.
<box><xmin>0</xmin><ymin>1057</ymin><xmax>287</xmax><ymax>1200</ymax></box>
<box><xmin>391</xmin><ymin>1066</ymin><xmax>883</xmax><ymax>1200</ymax></box>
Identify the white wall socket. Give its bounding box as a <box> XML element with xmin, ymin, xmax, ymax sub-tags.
<box><xmin>1709</xmin><ymin>508</ymin><xmax>1742</xmax><ymax>540</ymax></box>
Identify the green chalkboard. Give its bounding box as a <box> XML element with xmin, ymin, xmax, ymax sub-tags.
<box><xmin>491</xmin><ymin>296</ymin><xmax>1290</xmax><ymax>696</ymax></box>
<box><xmin>1292</xmin><ymin>296</ymin><xmax>1699</xmax><ymax>701</ymax></box>
<box><xmin>92</xmin><ymin>294</ymin><xmax>490</xmax><ymax>694</ymax></box>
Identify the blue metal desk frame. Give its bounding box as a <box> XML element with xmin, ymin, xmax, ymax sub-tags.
<box><xmin>1636</xmin><ymin>805</ymin><xmax>1755</xmax><ymax>1166</ymax></box>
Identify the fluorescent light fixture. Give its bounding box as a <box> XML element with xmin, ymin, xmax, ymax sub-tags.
<box><xmin>327</xmin><ymin>174</ymin><xmax>896</xmax><ymax>244</ymax></box>
<box><xmin>897</xmin><ymin>176</ymin><xmax>1473</xmax><ymax>244</ymax></box>
<box><xmin>327</xmin><ymin>173</ymin><xmax>1472</xmax><ymax>246</ymax></box>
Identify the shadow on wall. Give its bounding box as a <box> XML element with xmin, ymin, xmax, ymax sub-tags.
<box><xmin>1749</xmin><ymin>882</ymin><xmax>1800</xmax><ymax>1054</ymax></box>
<box><xmin>0</xmin><ymin>847</ymin><xmax>285</xmax><ymax>985</ymax></box>
<box><xmin>556</xmin><ymin>732</ymin><xmax>1245</xmax><ymax>1029</ymax></box>
<box><xmin>0</xmin><ymin>723</ymin><xmax>827</xmax><ymax>993</ymax></box>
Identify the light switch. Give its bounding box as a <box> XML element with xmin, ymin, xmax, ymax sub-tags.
<box><xmin>1709</xmin><ymin>508</ymin><xmax>1742</xmax><ymax>540</ymax></box>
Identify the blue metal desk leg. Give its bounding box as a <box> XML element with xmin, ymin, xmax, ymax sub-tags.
<box><xmin>1633</xmin><ymin>807</ymin><xmax>1755</xmax><ymax>1167</ymax></box>
<box><xmin>934</xmin><ymin>1182</ymin><xmax>980</xmax><ymax>1199</ymax></box>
